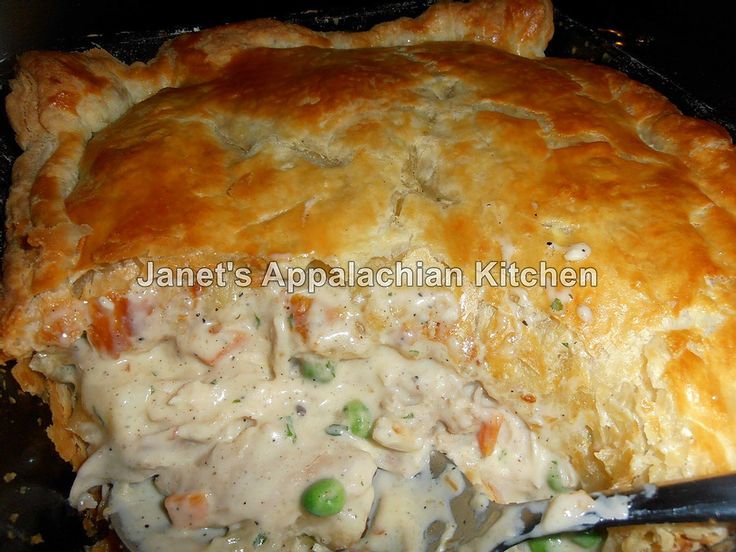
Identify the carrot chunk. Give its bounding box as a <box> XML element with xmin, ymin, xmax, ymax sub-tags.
<box><xmin>477</xmin><ymin>416</ymin><xmax>503</xmax><ymax>457</ymax></box>
<box><xmin>289</xmin><ymin>294</ymin><xmax>313</xmax><ymax>340</ymax></box>
<box><xmin>164</xmin><ymin>491</ymin><xmax>209</xmax><ymax>529</ymax></box>
<box><xmin>87</xmin><ymin>295</ymin><xmax>132</xmax><ymax>357</ymax></box>
<box><xmin>199</xmin><ymin>331</ymin><xmax>248</xmax><ymax>366</ymax></box>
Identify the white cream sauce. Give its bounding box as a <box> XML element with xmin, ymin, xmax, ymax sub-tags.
<box><xmin>36</xmin><ymin>282</ymin><xmax>582</xmax><ymax>551</ymax></box>
<box><xmin>458</xmin><ymin>490</ymin><xmax>630</xmax><ymax>551</ymax></box>
<box><xmin>538</xmin><ymin>491</ymin><xmax>629</xmax><ymax>535</ymax></box>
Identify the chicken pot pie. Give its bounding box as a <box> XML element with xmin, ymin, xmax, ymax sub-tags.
<box><xmin>2</xmin><ymin>0</ymin><xmax>736</xmax><ymax>550</ymax></box>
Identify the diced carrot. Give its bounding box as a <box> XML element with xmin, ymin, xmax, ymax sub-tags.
<box><xmin>477</xmin><ymin>416</ymin><xmax>503</xmax><ymax>457</ymax></box>
<box><xmin>289</xmin><ymin>294</ymin><xmax>313</xmax><ymax>340</ymax></box>
<box><xmin>188</xmin><ymin>283</ymin><xmax>204</xmax><ymax>298</ymax></box>
<box><xmin>198</xmin><ymin>331</ymin><xmax>247</xmax><ymax>366</ymax></box>
<box><xmin>164</xmin><ymin>491</ymin><xmax>209</xmax><ymax>529</ymax></box>
<box><xmin>481</xmin><ymin>480</ymin><xmax>501</xmax><ymax>502</ymax></box>
<box><xmin>87</xmin><ymin>295</ymin><xmax>132</xmax><ymax>358</ymax></box>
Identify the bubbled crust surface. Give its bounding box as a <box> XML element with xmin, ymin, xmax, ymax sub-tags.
<box><xmin>2</xmin><ymin>0</ymin><xmax>736</xmax><ymax>548</ymax></box>
<box><xmin>1</xmin><ymin>0</ymin><xmax>553</xmax><ymax>358</ymax></box>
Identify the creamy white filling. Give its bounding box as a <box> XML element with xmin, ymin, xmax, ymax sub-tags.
<box><xmin>35</xmin><ymin>283</ymin><xmax>581</xmax><ymax>551</ymax></box>
<box><xmin>539</xmin><ymin>491</ymin><xmax>629</xmax><ymax>535</ymax></box>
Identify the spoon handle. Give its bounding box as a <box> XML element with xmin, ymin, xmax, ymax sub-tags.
<box><xmin>491</xmin><ymin>474</ymin><xmax>736</xmax><ymax>551</ymax></box>
<box><xmin>603</xmin><ymin>473</ymin><xmax>736</xmax><ymax>527</ymax></box>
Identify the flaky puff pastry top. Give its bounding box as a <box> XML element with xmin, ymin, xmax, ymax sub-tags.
<box><xmin>3</xmin><ymin>0</ymin><xmax>736</xmax><ymax>529</ymax></box>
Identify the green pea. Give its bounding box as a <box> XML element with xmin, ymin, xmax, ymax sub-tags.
<box><xmin>528</xmin><ymin>536</ymin><xmax>553</xmax><ymax>552</ymax></box>
<box><xmin>343</xmin><ymin>399</ymin><xmax>372</xmax><ymax>438</ymax></box>
<box><xmin>527</xmin><ymin>536</ymin><xmax>563</xmax><ymax>552</ymax></box>
<box><xmin>301</xmin><ymin>478</ymin><xmax>346</xmax><ymax>517</ymax></box>
<box><xmin>528</xmin><ymin>532</ymin><xmax>604</xmax><ymax>552</ymax></box>
<box><xmin>570</xmin><ymin>530</ymin><xmax>604</xmax><ymax>549</ymax></box>
<box><xmin>293</xmin><ymin>356</ymin><xmax>336</xmax><ymax>383</ymax></box>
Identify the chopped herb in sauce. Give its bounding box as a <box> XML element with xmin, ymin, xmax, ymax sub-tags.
<box><xmin>253</xmin><ymin>532</ymin><xmax>268</xmax><ymax>547</ymax></box>
<box><xmin>293</xmin><ymin>356</ymin><xmax>336</xmax><ymax>383</ymax></box>
<box><xmin>325</xmin><ymin>424</ymin><xmax>348</xmax><ymax>436</ymax></box>
<box><xmin>284</xmin><ymin>415</ymin><xmax>297</xmax><ymax>443</ymax></box>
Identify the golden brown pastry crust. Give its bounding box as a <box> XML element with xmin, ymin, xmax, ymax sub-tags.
<box><xmin>1</xmin><ymin>0</ymin><xmax>553</xmax><ymax>360</ymax></box>
<box><xmin>2</xmin><ymin>1</ymin><xmax>736</xmax><ymax>549</ymax></box>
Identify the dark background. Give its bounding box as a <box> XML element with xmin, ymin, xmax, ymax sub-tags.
<box><xmin>0</xmin><ymin>1</ymin><xmax>734</xmax><ymax>551</ymax></box>
<box><xmin>1</xmin><ymin>0</ymin><xmax>735</xmax><ymax>124</ymax></box>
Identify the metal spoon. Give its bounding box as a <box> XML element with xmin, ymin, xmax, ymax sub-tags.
<box><xmin>429</xmin><ymin>451</ymin><xmax>736</xmax><ymax>551</ymax></box>
<box><xmin>109</xmin><ymin>453</ymin><xmax>736</xmax><ymax>552</ymax></box>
